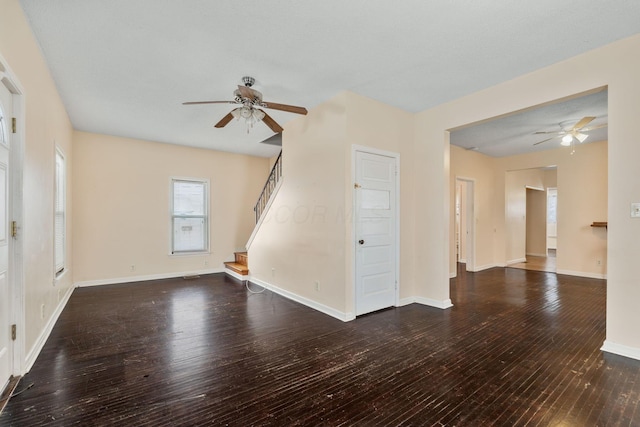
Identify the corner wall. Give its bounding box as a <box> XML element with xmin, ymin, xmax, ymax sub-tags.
<box><xmin>72</xmin><ymin>131</ymin><xmax>269</xmax><ymax>284</ymax></box>
<box><xmin>421</xmin><ymin>34</ymin><xmax>640</xmax><ymax>357</ymax></box>
<box><xmin>248</xmin><ymin>91</ymin><xmax>414</xmax><ymax>319</ymax></box>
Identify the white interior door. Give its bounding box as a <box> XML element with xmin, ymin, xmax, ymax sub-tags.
<box><xmin>355</xmin><ymin>150</ymin><xmax>397</xmax><ymax>316</ymax></box>
<box><xmin>0</xmin><ymin>81</ymin><xmax>13</xmax><ymax>392</ymax></box>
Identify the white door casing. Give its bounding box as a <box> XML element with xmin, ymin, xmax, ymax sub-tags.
<box><xmin>354</xmin><ymin>148</ymin><xmax>398</xmax><ymax>316</ymax></box>
<box><xmin>0</xmin><ymin>79</ymin><xmax>12</xmax><ymax>391</ymax></box>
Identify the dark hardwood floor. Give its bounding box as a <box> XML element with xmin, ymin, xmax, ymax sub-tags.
<box><xmin>1</xmin><ymin>268</ymin><xmax>639</xmax><ymax>426</ymax></box>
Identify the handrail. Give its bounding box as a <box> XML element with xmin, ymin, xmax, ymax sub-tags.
<box><xmin>254</xmin><ymin>150</ymin><xmax>282</xmax><ymax>223</ymax></box>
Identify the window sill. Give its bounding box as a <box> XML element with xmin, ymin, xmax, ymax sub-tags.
<box><xmin>54</xmin><ymin>269</ymin><xmax>68</xmax><ymax>285</ymax></box>
<box><xmin>169</xmin><ymin>251</ymin><xmax>210</xmax><ymax>257</ymax></box>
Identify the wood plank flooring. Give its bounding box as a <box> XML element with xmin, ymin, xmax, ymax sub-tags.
<box><xmin>1</xmin><ymin>269</ymin><xmax>639</xmax><ymax>426</ymax></box>
<box><xmin>508</xmin><ymin>252</ymin><xmax>557</xmax><ymax>273</ymax></box>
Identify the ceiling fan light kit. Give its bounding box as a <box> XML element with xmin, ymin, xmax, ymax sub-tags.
<box><xmin>183</xmin><ymin>76</ymin><xmax>308</xmax><ymax>134</ymax></box>
<box><xmin>231</xmin><ymin>106</ymin><xmax>266</xmax><ymax>134</ymax></box>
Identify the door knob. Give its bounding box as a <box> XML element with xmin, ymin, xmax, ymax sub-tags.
<box><xmin>359</xmin><ymin>239</ymin><xmax>365</xmax><ymax>245</ymax></box>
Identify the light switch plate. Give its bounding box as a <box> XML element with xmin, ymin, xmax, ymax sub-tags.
<box><xmin>631</xmin><ymin>203</ymin><xmax>640</xmax><ymax>218</ymax></box>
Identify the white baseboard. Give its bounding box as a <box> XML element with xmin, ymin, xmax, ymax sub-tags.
<box><xmin>526</xmin><ymin>252</ymin><xmax>547</xmax><ymax>257</ymax></box>
<box><xmin>25</xmin><ymin>284</ymin><xmax>74</xmax><ymax>373</ymax></box>
<box><xmin>397</xmin><ymin>297</ymin><xmax>415</xmax><ymax>307</ymax></box>
<box><xmin>451</xmin><ymin>264</ymin><xmax>497</xmax><ymax>276</ymax></box>
<box><xmin>458</xmin><ymin>258</ymin><xmax>467</xmax><ymax>264</ymax></box>
<box><xmin>399</xmin><ymin>296</ymin><xmax>453</xmax><ymax>310</ymax></box>
<box><xmin>249</xmin><ymin>277</ymin><xmax>355</xmax><ymax>322</ymax></box>
<box><xmin>506</xmin><ymin>258</ymin><xmax>527</xmax><ymax>265</ymax></box>
<box><xmin>74</xmin><ymin>268</ymin><xmax>225</xmax><ymax>288</ymax></box>
<box><xmin>471</xmin><ymin>263</ymin><xmax>498</xmax><ymax>272</ymax></box>
<box><xmin>601</xmin><ymin>340</ymin><xmax>640</xmax><ymax>361</ymax></box>
<box><xmin>556</xmin><ymin>269</ymin><xmax>607</xmax><ymax>280</ymax></box>
<box><xmin>415</xmin><ymin>297</ymin><xmax>453</xmax><ymax>309</ymax></box>
<box><xmin>225</xmin><ymin>268</ymin><xmax>249</xmax><ymax>281</ymax></box>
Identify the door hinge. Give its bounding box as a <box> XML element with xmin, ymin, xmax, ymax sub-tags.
<box><xmin>12</xmin><ymin>117</ymin><xmax>16</xmax><ymax>134</ymax></box>
<box><xmin>11</xmin><ymin>324</ymin><xmax>16</xmax><ymax>341</ymax></box>
<box><xmin>11</xmin><ymin>221</ymin><xmax>17</xmax><ymax>238</ymax></box>
<box><xmin>354</xmin><ymin>183</ymin><xmax>361</xmax><ymax>189</ymax></box>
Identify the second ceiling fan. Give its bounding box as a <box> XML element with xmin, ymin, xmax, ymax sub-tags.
<box><xmin>183</xmin><ymin>76</ymin><xmax>307</xmax><ymax>133</ymax></box>
<box><xmin>533</xmin><ymin>116</ymin><xmax>607</xmax><ymax>146</ymax></box>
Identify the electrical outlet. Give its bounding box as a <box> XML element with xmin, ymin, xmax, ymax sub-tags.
<box><xmin>272</xmin><ymin>268</ymin><xmax>276</xmax><ymax>277</ymax></box>
<box><xmin>130</xmin><ymin>265</ymin><xmax>136</xmax><ymax>272</ymax></box>
<box><xmin>597</xmin><ymin>259</ymin><xmax>602</xmax><ymax>266</ymax></box>
<box><xmin>40</xmin><ymin>304</ymin><xmax>45</xmax><ymax>319</ymax></box>
<box><xmin>314</xmin><ymin>281</ymin><xmax>320</xmax><ymax>292</ymax></box>
<box><xmin>204</xmin><ymin>260</ymin><xmax>209</xmax><ymax>266</ymax></box>
<box><xmin>57</xmin><ymin>289</ymin><xmax>61</xmax><ymax>301</ymax></box>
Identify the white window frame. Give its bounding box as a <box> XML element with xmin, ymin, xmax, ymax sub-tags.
<box><xmin>170</xmin><ymin>177</ymin><xmax>210</xmax><ymax>255</ymax></box>
<box><xmin>54</xmin><ymin>147</ymin><xmax>66</xmax><ymax>276</ymax></box>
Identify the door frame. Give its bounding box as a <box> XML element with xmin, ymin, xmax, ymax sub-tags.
<box><xmin>351</xmin><ymin>145</ymin><xmax>400</xmax><ymax>316</ymax></box>
<box><xmin>455</xmin><ymin>176</ymin><xmax>475</xmax><ymax>272</ymax></box>
<box><xmin>0</xmin><ymin>53</ymin><xmax>26</xmax><ymax>378</ymax></box>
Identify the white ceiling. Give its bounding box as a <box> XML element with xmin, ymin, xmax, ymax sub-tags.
<box><xmin>18</xmin><ymin>1</ymin><xmax>640</xmax><ymax>158</ymax></box>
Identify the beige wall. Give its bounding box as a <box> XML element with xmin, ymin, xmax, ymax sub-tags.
<box><xmin>449</xmin><ymin>146</ymin><xmax>498</xmax><ymax>273</ymax></box>
<box><xmin>545</xmin><ymin>169</ymin><xmax>557</xmax><ymax>188</ymax></box>
<box><xmin>249</xmin><ymin>92</ymin><xmax>413</xmax><ymax>318</ymax></box>
<box><xmin>505</xmin><ymin>168</ymin><xmax>546</xmax><ymax>263</ymax></box>
<box><xmin>526</xmin><ymin>188</ymin><xmax>547</xmax><ymax>257</ymax></box>
<box><xmin>498</xmin><ymin>142</ymin><xmax>608</xmax><ymax>277</ymax></box>
<box><xmin>248</xmin><ymin>93</ymin><xmax>350</xmax><ymax>316</ymax></box>
<box><xmin>422</xmin><ymin>34</ymin><xmax>639</xmax><ymax>352</ymax></box>
<box><xmin>72</xmin><ymin>131</ymin><xmax>269</xmax><ymax>283</ymax></box>
<box><xmin>0</xmin><ymin>0</ymin><xmax>75</xmax><ymax>365</ymax></box>
<box><xmin>450</xmin><ymin>141</ymin><xmax>607</xmax><ymax>277</ymax></box>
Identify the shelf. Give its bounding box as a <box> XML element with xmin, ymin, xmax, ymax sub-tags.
<box><xmin>591</xmin><ymin>221</ymin><xmax>607</xmax><ymax>229</ymax></box>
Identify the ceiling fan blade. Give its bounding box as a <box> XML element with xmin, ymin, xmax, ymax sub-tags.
<box><xmin>534</xmin><ymin>130</ymin><xmax>565</xmax><ymax>135</ymax></box>
<box><xmin>214</xmin><ymin>111</ymin><xmax>236</xmax><ymax>128</ymax></box>
<box><xmin>262</xmin><ymin>101</ymin><xmax>308</xmax><ymax>115</ymax></box>
<box><xmin>582</xmin><ymin>123</ymin><xmax>608</xmax><ymax>131</ymax></box>
<box><xmin>572</xmin><ymin>116</ymin><xmax>596</xmax><ymax>131</ymax></box>
<box><xmin>533</xmin><ymin>136</ymin><xmax>558</xmax><ymax>146</ymax></box>
<box><xmin>261</xmin><ymin>111</ymin><xmax>284</xmax><ymax>133</ymax></box>
<box><xmin>183</xmin><ymin>100</ymin><xmax>236</xmax><ymax>105</ymax></box>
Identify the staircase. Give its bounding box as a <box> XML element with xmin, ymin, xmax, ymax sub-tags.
<box><xmin>224</xmin><ymin>252</ymin><xmax>249</xmax><ymax>277</ymax></box>
<box><xmin>254</xmin><ymin>150</ymin><xmax>282</xmax><ymax>223</ymax></box>
<box><xmin>226</xmin><ymin>151</ymin><xmax>281</xmax><ymax>281</ymax></box>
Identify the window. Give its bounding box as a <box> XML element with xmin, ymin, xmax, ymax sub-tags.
<box><xmin>54</xmin><ymin>149</ymin><xmax>65</xmax><ymax>275</ymax></box>
<box><xmin>171</xmin><ymin>178</ymin><xmax>209</xmax><ymax>254</ymax></box>
<box><xmin>547</xmin><ymin>188</ymin><xmax>557</xmax><ymax>224</ymax></box>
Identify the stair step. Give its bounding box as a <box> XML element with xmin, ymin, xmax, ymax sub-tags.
<box><xmin>224</xmin><ymin>261</ymin><xmax>249</xmax><ymax>275</ymax></box>
<box><xmin>234</xmin><ymin>252</ymin><xmax>248</xmax><ymax>266</ymax></box>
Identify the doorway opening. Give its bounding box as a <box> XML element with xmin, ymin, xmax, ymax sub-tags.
<box><xmin>455</xmin><ymin>177</ymin><xmax>475</xmax><ymax>273</ymax></box>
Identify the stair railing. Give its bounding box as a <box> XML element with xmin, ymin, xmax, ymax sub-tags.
<box><xmin>254</xmin><ymin>150</ymin><xmax>282</xmax><ymax>223</ymax></box>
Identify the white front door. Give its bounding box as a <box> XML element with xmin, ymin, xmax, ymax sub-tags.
<box><xmin>0</xmin><ymin>81</ymin><xmax>13</xmax><ymax>391</ymax></box>
<box><xmin>355</xmin><ymin>150</ymin><xmax>397</xmax><ymax>316</ymax></box>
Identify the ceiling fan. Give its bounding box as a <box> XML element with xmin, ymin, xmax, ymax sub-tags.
<box><xmin>533</xmin><ymin>116</ymin><xmax>607</xmax><ymax>146</ymax></box>
<box><xmin>183</xmin><ymin>76</ymin><xmax>307</xmax><ymax>133</ymax></box>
